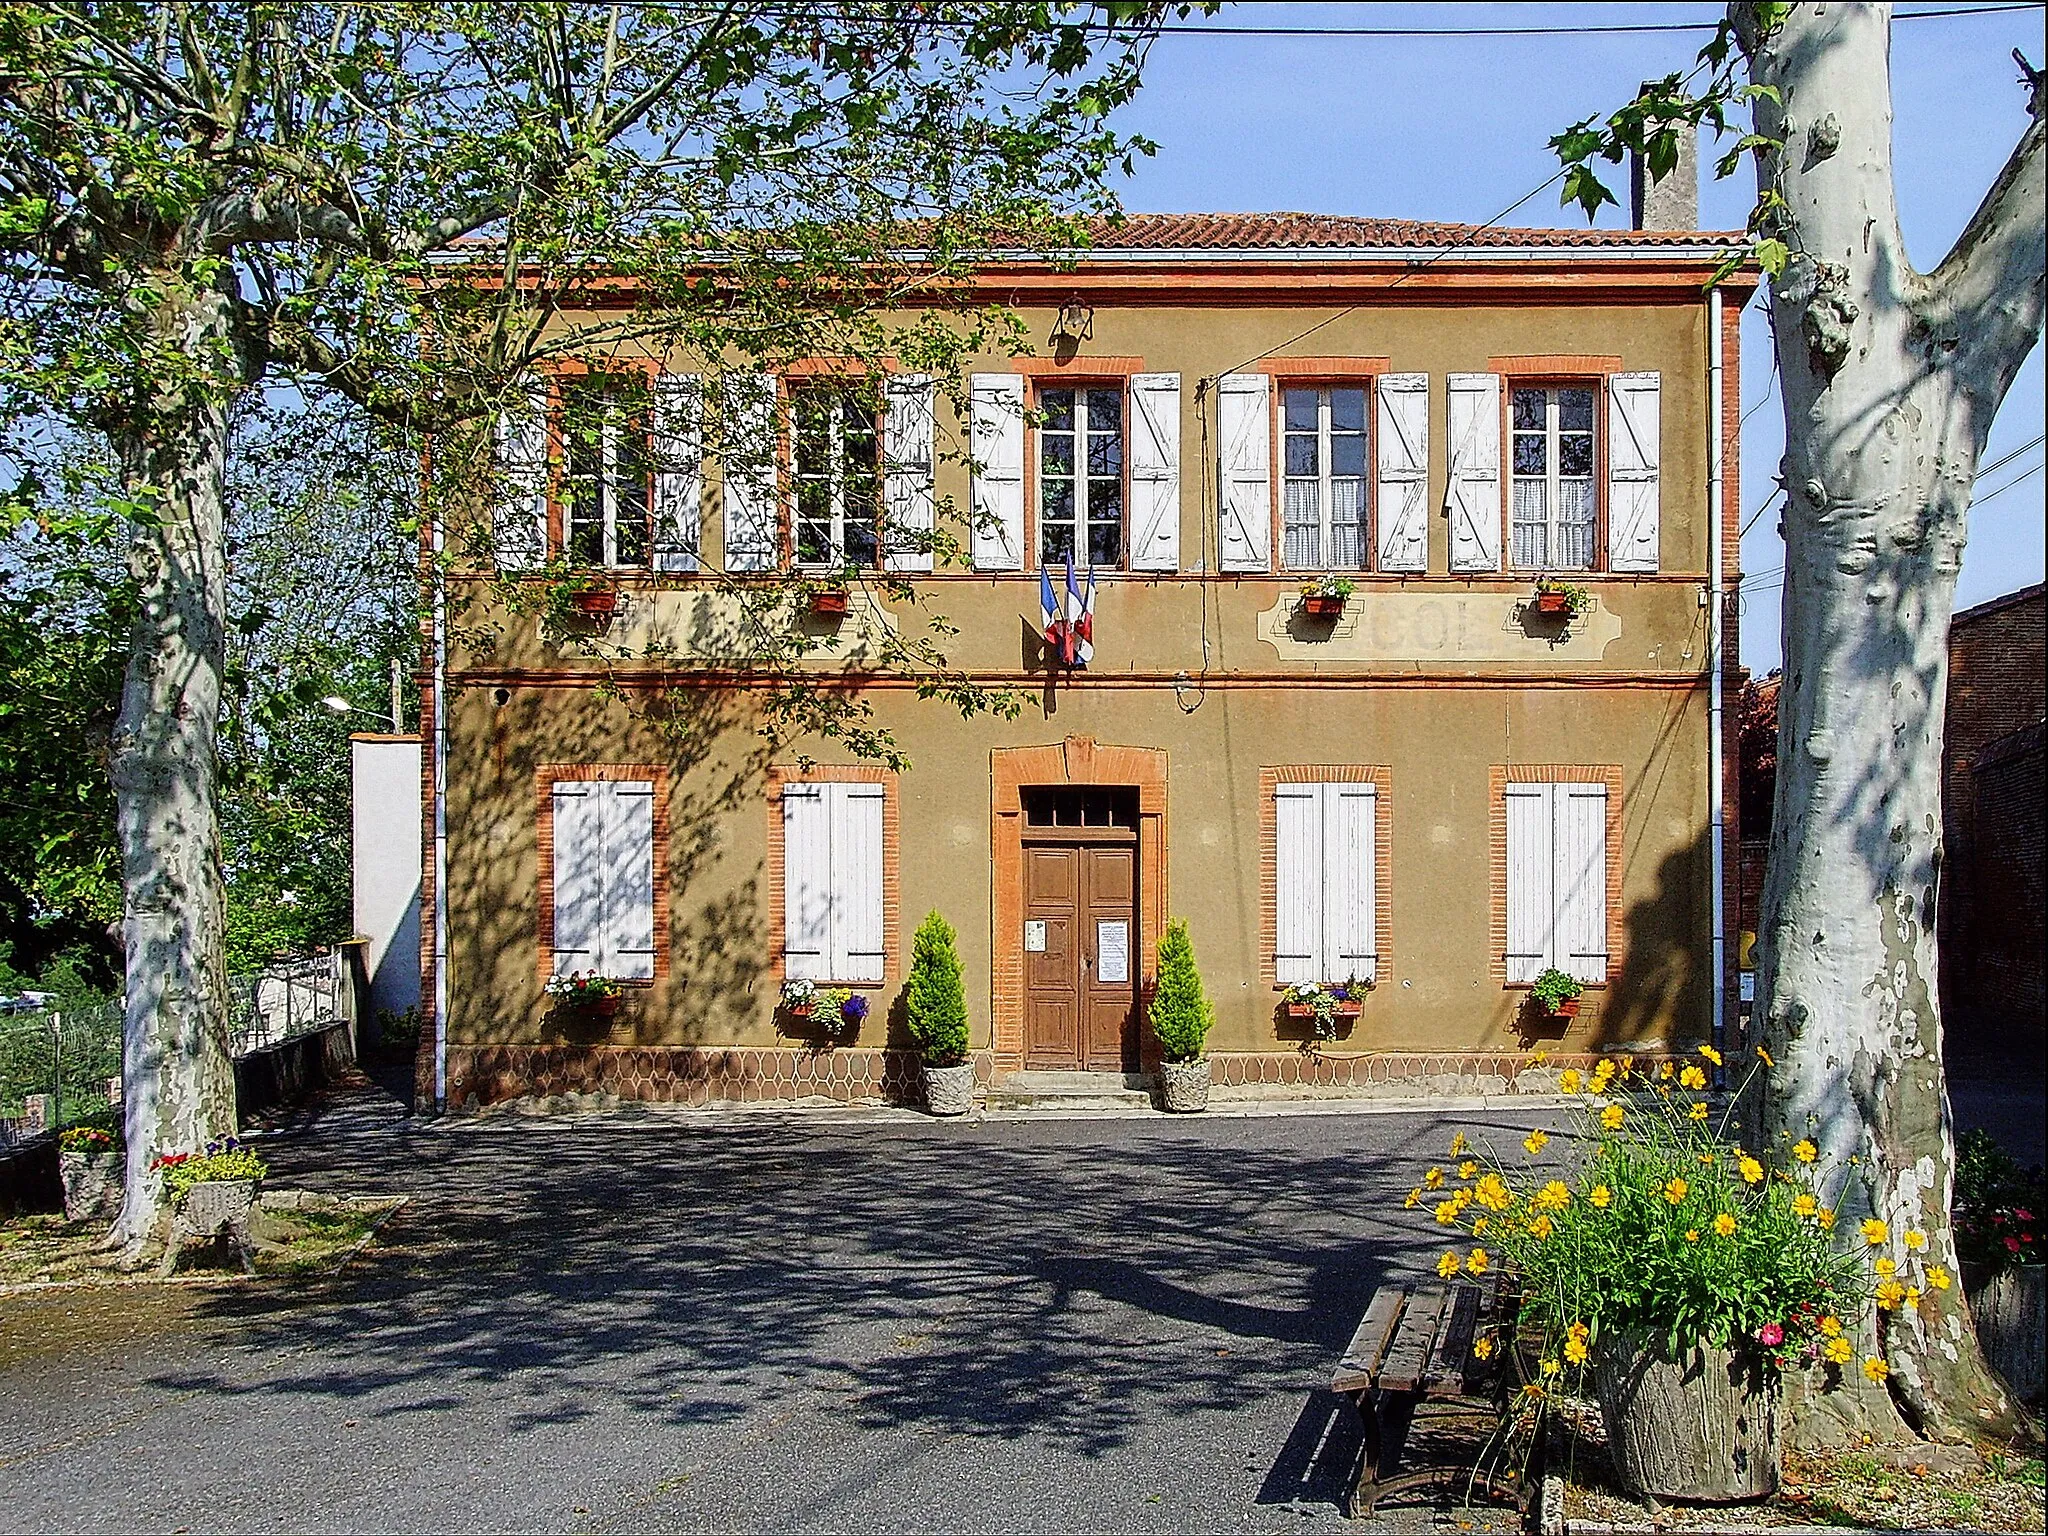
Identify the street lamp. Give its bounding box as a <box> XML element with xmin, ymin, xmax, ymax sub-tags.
<box><xmin>321</xmin><ymin>659</ymin><xmax>406</xmax><ymax>732</ymax></box>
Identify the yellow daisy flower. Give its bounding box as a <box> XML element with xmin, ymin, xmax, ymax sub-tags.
<box><xmin>1663</xmin><ymin>1177</ymin><xmax>1689</xmax><ymax>1204</ymax></box>
<box><xmin>1817</xmin><ymin>1207</ymin><xmax>1837</xmax><ymax>1230</ymax></box>
<box><xmin>1435</xmin><ymin>1200</ymin><xmax>1460</xmax><ymax>1226</ymax></box>
<box><xmin>1699</xmin><ymin>1044</ymin><xmax>1723</xmax><ymax>1066</ymax></box>
<box><xmin>1472</xmin><ymin>1215</ymin><xmax>1490</xmax><ymax>1236</ymax></box>
<box><xmin>1466</xmin><ymin>1248</ymin><xmax>1491</xmax><ymax>1275</ymax></box>
<box><xmin>1474</xmin><ymin>1174</ymin><xmax>1512</xmax><ymax>1211</ymax></box>
<box><xmin>1679</xmin><ymin>1064</ymin><xmax>1708</xmax><ymax>1090</ymax></box>
<box><xmin>1450</xmin><ymin>1131</ymin><xmax>1470</xmax><ymax>1156</ymax></box>
<box><xmin>1876</xmin><ymin>1280</ymin><xmax>1906</xmax><ymax>1310</ymax></box>
<box><xmin>1559</xmin><ymin>1068</ymin><xmax>1582</xmax><ymax>1094</ymax></box>
<box><xmin>1737</xmin><ymin>1156</ymin><xmax>1764</xmax><ymax>1185</ymax></box>
<box><xmin>1688</xmin><ymin>1101</ymin><xmax>1710</xmax><ymax>1122</ymax></box>
<box><xmin>1564</xmin><ymin>1337</ymin><xmax>1590</xmax><ymax>1365</ymax></box>
<box><xmin>1862</xmin><ymin>1355</ymin><xmax>1889</xmax><ymax>1383</ymax></box>
<box><xmin>1528</xmin><ymin>1213</ymin><xmax>1554</xmax><ymax>1240</ymax></box>
<box><xmin>1874</xmin><ymin>1257</ymin><xmax>1897</xmax><ymax>1278</ymax></box>
<box><xmin>1860</xmin><ymin>1218</ymin><xmax>1889</xmax><ymax>1246</ymax></box>
<box><xmin>1533</xmin><ymin>1180</ymin><xmax>1572</xmax><ymax>1212</ymax></box>
<box><xmin>1458</xmin><ymin>1160</ymin><xmax>1478</xmax><ymax>1180</ymax></box>
<box><xmin>1904</xmin><ymin>1229</ymin><xmax>1927</xmax><ymax>1252</ymax></box>
<box><xmin>1793</xmin><ymin>1139</ymin><xmax>1817</xmax><ymax>1163</ymax></box>
<box><xmin>1437</xmin><ymin>1250</ymin><xmax>1461</xmax><ymax>1278</ymax></box>
<box><xmin>1823</xmin><ymin>1335</ymin><xmax>1853</xmax><ymax>1365</ymax></box>
<box><xmin>1404</xmin><ymin>1188</ymin><xmax>1423</xmax><ymax>1210</ymax></box>
<box><xmin>1818</xmin><ymin>1315</ymin><xmax>1842</xmax><ymax>1337</ymax></box>
<box><xmin>1600</xmin><ymin>1104</ymin><xmax>1625</xmax><ymax>1131</ymax></box>
<box><xmin>1589</xmin><ymin>1184</ymin><xmax>1613</xmax><ymax>1209</ymax></box>
<box><xmin>1794</xmin><ymin>1193</ymin><xmax>1818</xmax><ymax>1218</ymax></box>
<box><xmin>1524</xmin><ymin>1129</ymin><xmax>1549</xmax><ymax>1156</ymax></box>
<box><xmin>1472</xmin><ymin>1336</ymin><xmax>1494</xmax><ymax>1360</ymax></box>
<box><xmin>1714</xmin><ymin>1212</ymin><xmax>1737</xmax><ymax>1236</ymax></box>
<box><xmin>1424</xmin><ymin>1166</ymin><xmax>1446</xmax><ymax>1188</ymax></box>
<box><xmin>1757</xmin><ymin>1046</ymin><xmax>1774</xmax><ymax>1067</ymax></box>
<box><xmin>1539</xmin><ymin>1357</ymin><xmax>1560</xmax><ymax>1377</ymax></box>
<box><xmin>1928</xmin><ymin>1266</ymin><xmax>1952</xmax><ymax>1291</ymax></box>
<box><xmin>1685</xmin><ymin>1229</ymin><xmax>1701</xmax><ymax>1243</ymax></box>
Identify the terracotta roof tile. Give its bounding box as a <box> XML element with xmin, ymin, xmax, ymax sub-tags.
<box><xmin>1070</xmin><ymin>212</ymin><xmax>1741</xmax><ymax>250</ymax></box>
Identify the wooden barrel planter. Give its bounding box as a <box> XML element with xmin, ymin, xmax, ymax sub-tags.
<box><xmin>1964</xmin><ymin>1263</ymin><xmax>2046</xmax><ymax>1407</ymax></box>
<box><xmin>1590</xmin><ymin>1331</ymin><xmax>1780</xmax><ymax>1504</ymax></box>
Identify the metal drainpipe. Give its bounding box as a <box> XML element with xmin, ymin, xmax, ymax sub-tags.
<box><xmin>432</xmin><ymin>513</ymin><xmax>449</xmax><ymax>1108</ymax></box>
<box><xmin>1708</xmin><ymin>286</ymin><xmax>1727</xmax><ymax>1072</ymax></box>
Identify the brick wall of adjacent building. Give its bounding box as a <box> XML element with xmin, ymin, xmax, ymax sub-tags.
<box><xmin>1941</xmin><ymin>583</ymin><xmax>2046</xmax><ymax>1059</ymax></box>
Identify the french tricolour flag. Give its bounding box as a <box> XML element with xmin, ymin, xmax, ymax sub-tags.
<box><xmin>1041</xmin><ymin>566</ymin><xmax>1068</xmax><ymax>664</ymax></box>
<box><xmin>1065</xmin><ymin>557</ymin><xmax>1095</xmax><ymax>668</ymax></box>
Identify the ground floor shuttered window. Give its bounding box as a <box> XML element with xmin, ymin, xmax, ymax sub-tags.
<box><xmin>1274</xmin><ymin>781</ymin><xmax>1378</xmax><ymax>985</ymax></box>
<box><xmin>782</xmin><ymin>782</ymin><xmax>885</xmax><ymax>982</ymax></box>
<box><xmin>1504</xmin><ymin>781</ymin><xmax>1608</xmax><ymax>984</ymax></box>
<box><xmin>550</xmin><ymin>780</ymin><xmax>657</xmax><ymax>980</ymax></box>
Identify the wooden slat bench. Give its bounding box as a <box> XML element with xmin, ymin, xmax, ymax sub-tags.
<box><xmin>1328</xmin><ymin>1274</ymin><xmax>1542</xmax><ymax>1518</ymax></box>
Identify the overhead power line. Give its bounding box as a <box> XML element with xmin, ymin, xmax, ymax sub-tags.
<box><xmin>1075</xmin><ymin>2</ymin><xmax>2037</xmax><ymax>38</ymax></box>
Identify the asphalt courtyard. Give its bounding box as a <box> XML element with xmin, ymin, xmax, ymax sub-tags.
<box><xmin>0</xmin><ymin>1091</ymin><xmax>1556</xmax><ymax>1535</ymax></box>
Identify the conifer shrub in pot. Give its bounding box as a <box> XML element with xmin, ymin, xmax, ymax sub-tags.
<box><xmin>1151</xmin><ymin>919</ymin><xmax>1214</xmax><ymax>1112</ymax></box>
<box><xmin>906</xmin><ymin>910</ymin><xmax>973</xmax><ymax>1116</ymax></box>
<box><xmin>1421</xmin><ymin>1049</ymin><xmax>1882</xmax><ymax>1505</ymax></box>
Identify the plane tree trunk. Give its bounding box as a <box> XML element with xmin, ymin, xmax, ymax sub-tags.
<box><xmin>103</xmin><ymin>288</ymin><xmax>244</xmax><ymax>1253</ymax></box>
<box><xmin>1737</xmin><ymin>1</ymin><xmax>2043</xmax><ymax>1445</ymax></box>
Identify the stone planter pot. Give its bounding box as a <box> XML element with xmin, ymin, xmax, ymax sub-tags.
<box><xmin>1160</xmin><ymin>1057</ymin><xmax>1211</xmax><ymax>1113</ymax></box>
<box><xmin>1964</xmin><ymin>1262</ymin><xmax>2046</xmax><ymax>1406</ymax></box>
<box><xmin>1591</xmin><ymin>1331</ymin><xmax>1780</xmax><ymax>1504</ymax></box>
<box><xmin>922</xmin><ymin>1062</ymin><xmax>976</xmax><ymax>1117</ymax></box>
<box><xmin>178</xmin><ymin>1177</ymin><xmax>259</xmax><ymax>1234</ymax></box>
<box><xmin>60</xmin><ymin>1149</ymin><xmax>124</xmax><ymax>1223</ymax></box>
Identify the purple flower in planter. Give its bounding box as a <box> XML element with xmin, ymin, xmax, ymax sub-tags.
<box><xmin>841</xmin><ymin>994</ymin><xmax>870</xmax><ymax>1024</ymax></box>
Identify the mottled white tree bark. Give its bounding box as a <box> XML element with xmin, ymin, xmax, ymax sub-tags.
<box><xmin>104</xmin><ymin>291</ymin><xmax>244</xmax><ymax>1252</ymax></box>
<box><xmin>1738</xmin><ymin>1</ymin><xmax>2042</xmax><ymax>1445</ymax></box>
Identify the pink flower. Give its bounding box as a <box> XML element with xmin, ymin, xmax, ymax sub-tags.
<box><xmin>2006</xmin><ymin>1236</ymin><xmax>2023</xmax><ymax>1253</ymax></box>
<box><xmin>1757</xmin><ymin>1323</ymin><xmax>1785</xmax><ymax>1347</ymax></box>
<box><xmin>2016</xmin><ymin>1209</ymin><xmax>2035</xmax><ymax>1222</ymax></box>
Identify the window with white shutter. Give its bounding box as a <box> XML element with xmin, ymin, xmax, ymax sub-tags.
<box><xmin>1510</xmin><ymin>386</ymin><xmax>1598</xmax><ymax>571</ymax></box>
<box><xmin>781</xmin><ymin>780</ymin><xmax>887</xmax><ymax>982</ymax></box>
<box><xmin>549</xmin><ymin>778</ymin><xmax>659</xmax><ymax>981</ymax></box>
<box><xmin>561</xmin><ymin>378</ymin><xmax>656</xmax><ymax>569</ymax></box>
<box><xmin>1503</xmin><ymin>780</ymin><xmax>1609</xmax><ymax>985</ymax></box>
<box><xmin>493</xmin><ymin>381</ymin><xmax>550</xmax><ymax>571</ymax></box>
<box><xmin>790</xmin><ymin>383</ymin><xmax>882</xmax><ymax>568</ymax></box>
<box><xmin>969</xmin><ymin>374</ymin><xmax>1026</xmax><ymax>570</ymax></box>
<box><xmin>1272</xmin><ymin>779</ymin><xmax>1379</xmax><ymax>985</ymax></box>
<box><xmin>1217</xmin><ymin>372</ymin><xmax>1272</xmax><ymax>572</ymax></box>
<box><xmin>1280</xmin><ymin>387</ymin><xmax>1369</xmax><ymax>570</ymax></box>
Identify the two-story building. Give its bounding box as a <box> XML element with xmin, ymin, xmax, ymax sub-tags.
<box><xmin>415</xmin><ymin>207</ymin><xmax>1753</xmax><ymax>1111</ymax></box>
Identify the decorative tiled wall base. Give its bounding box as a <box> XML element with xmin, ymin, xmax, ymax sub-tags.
<box><xmin>444</xmin><ymin>1045</ymin><xmax>997</xmax><ymax>1111</ymax></box>
<box><xmin>438</xmin><ymin>1044</ymin><xmax>1672</xmax><ymax>1112</ymax></box>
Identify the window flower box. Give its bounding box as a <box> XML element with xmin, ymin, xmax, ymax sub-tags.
<box><xmin>1282</xmin><ymin>979</ymin><xmax>1373</xmax><ymax>1039</ymax></box>
<box><xmin>569</xmin><ymin>587</ymin><xmax>619</xmax><ymax>617</ymax></box>
<box><xmin>1530</xmin><ymin>966</ymin><xmax>1583</xmax><ymax>1020</ymax></box>
<box><xmin>1530</xmin><ymin>581</ymin><xmax>1589</xmax><ymax>620</ymax></box>
<box><xmin>546</xmin><ymin>971</ymin><xmax>624</xmax><ymax>1017</ymax></box>
<box><xmin>1298</xmin><ymin>575</ymin><xmax>1355</xmax><ymax>619</ymax></box>
<box><xmin>808</xmin><ymin>588</ymin><xmax>850</xmax><ymax>619</ymax></box>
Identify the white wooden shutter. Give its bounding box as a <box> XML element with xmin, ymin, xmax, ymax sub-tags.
<box><xmin>883</xmin><ymin>373</ymin><xmax>936</xmax><ymax>573</ymax></box>
<box><xmin>494</xmin><ymin>381</ymin><xmax>550</xmax><ymax>570</ymax></box>
<box><xmin>652</xmin><ymin>373</ymin><xmax>703</xmax><ymax>573</ymax></box>
<box><xmin>604</xmin><ymin>781</ymin><xmax>657</xmax><ymax>980</ymax></box>
<box><xmin>550</xmin><ymin>783</ymin><xmax>603</xmax><ymax>974</ymax></box>
<box><xmin>1374</xmin><ymin>373</ymin><xmax>1429</xmax><ymax>572</ymax></box>
<box><xmin>831</xmin><ymin>784</ymin><xmax>886</xmax><ymax>981</ymax></box>
<box><xmin>1273</xmin><ymin>782</ymin><xmax>1322</xmax><ymax>983</ymax></box>
<box><xmin>782</xmin><ymin>783</ymin><xmax>831</xmax><ymax>979</ymax></box>
<box><xmin>1607</xmin><ymin>372</ymin><xmax>1661</xmax><ymax>573</ymax></box>
<box><xmin>1128</xmin><ymin>372</ymin><xmax>1182</xmax><ymax>571</ymax></box>
<box><xmin>1326</xmin><ymin>784</ymin><xmax>1378</xmax><ymax>982</ymax></box>
<box><xmin>969</xmin><ymin>373</ymin><xmax>1026</xmax><ymax>570</ymax></box>
<box><xmin>1447</xmin><ymin>373</ymin><xmax>1503</xmax><ymax>573</ymax></box>
<box><xmin>1556</xmin><ymin>783</ymin><xmax>1610</xmax><ymax>983</ymax></box>
<box><xmin>1218</xmin><ymin>373</ymin><xmax>1273</xmax><ymax>572</ymax></box>
<box><xmin>721</xmin><ymin>373</ymin><xmax>779</xmax><ymax>572</ymax></box>
<box><xmin>1503</xmin><ymin>783</ymin><xmax>1554</xmax><ymax>983</ymax></box>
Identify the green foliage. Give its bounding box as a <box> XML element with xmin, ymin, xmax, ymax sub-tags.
<box><xmin>1150</xmin><ymin>918</ymin><xmax>1212</xmax><ymax>1063</ymax></box>
<box><xmin>154</xmin><ymin>1141</ymin><xmax>267</xmax><ymax>1201</ymax></box>
<box><xmin>1419</xmin><ymin>1055</ymin><xmax>1883</xmax><ymax>1394</ymax></box>
<box><xmin>1954</xmin><ymin>1129</ymin><xmax>2046</xmax><ymax>1274</ymax></box>
<box><xmin>905</xmin><ymin>910</ymin><xmax>969</xmax><ymax>1066</ymax></box>
<box><xmin>1530</xmin><ymin>968</ymin><xmax>1584</xmax><ymax>1012</ymax></box>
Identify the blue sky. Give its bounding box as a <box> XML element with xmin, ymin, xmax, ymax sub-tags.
<box><xmin>1108</xmin><ymin>1</ymin><xmax>2046</xmax><ymax>671</ymax></box>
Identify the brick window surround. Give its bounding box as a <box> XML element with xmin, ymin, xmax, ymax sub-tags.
<box><xmin>764</xmin><ymin>764</ymin><xmax>901</xmax><ymax>986</ymax></box>
<box><xmin>535</xmin><ymin>763</ymin><xmax>673</xmax><ymax>986</ymax></box>
<box><xmin>1258</xmin><ymin>766</ymin><xmax>1395</xmax><ymax>987</ymax></box>
<box><xmin>1487</xmin><ymin>763</ymin><xmax>1626</xmax><ymax>987</ymax></box>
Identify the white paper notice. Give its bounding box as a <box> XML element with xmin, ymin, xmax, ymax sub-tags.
<box><xmin>1024</xmin><ymin>920</ymin><xmax>1047</xmax><ymax>953</ymax></box>
<box><xmin>1096</xmin><ymin>920</ymin><xmax>1129</xmax><ymax>984</ymax></box>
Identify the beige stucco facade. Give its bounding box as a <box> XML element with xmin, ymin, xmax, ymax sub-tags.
<box><xmin>422</xmin><ymin>229</ymin><xmax>1753</xmax><ymax>1108</ymax></box>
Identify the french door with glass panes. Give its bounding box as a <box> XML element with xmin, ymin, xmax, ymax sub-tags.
<box><xmin>1038</xmin><ymin>387</ymin><xmax>1124</xmax><ymax>568</ymax></box>
<box><xmin>1282</xmin><ymin>386</ymin><xmax>1370</xmax><ymax>569</ymax></box>
<box><xmin>562</xmin><ymin>379</ymin><xmax>653</xmax><ymax>568</ymax></box>
<box><xmin>792</xmin><ymin>386</ymin><xmax>880</xmax><ymax>568</ymax></box>
<box><xmin>1511</xmin><ymin>386</ymin><xmax>1597</xmax><ymax>570</ymax></box>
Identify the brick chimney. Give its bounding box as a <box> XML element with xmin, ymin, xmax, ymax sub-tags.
<box><xmin>1630</xmin><ymin>104</ymin><xmax>1699</xmax><ymax>232</ymax></box>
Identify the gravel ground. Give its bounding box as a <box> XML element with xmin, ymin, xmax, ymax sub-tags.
<box><xmin>0</xmin><ymin>1088</ymin><xmax>1560</xmax><ymax>1534</ymax></box>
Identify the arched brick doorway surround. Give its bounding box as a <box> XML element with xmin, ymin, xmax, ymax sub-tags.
<box><xmin>990</xmin><ymin>736</ymin><xmax>1168</xmax><ymax>1077</ymax></box>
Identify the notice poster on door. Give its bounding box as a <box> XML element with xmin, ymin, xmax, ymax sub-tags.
<box><xmin>1096</xmin><ymin>920</ymin><xmax>1129</xmax><ymax>983</ymax></box>
<box><xmin>1024</xmin><ymin>920</ymin><xmax>1047</xmax><ymax>953</ymax></box>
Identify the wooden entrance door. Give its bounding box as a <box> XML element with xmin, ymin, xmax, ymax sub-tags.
<box><xmin>1022</xmin><ymin>840</ymin><xmax>1138</xmax><ymax>1071</ymax></box>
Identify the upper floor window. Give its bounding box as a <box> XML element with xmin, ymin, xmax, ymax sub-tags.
<box><xmin>561</xmin><ymin>379</ymin><xmax>653</xmax><ymax>568</ymax></box>
<box><xmin>1511</xmin><ymin>385</ymin><xmax>1596</xmax><ymax>571</ymax></box>
<box><xmin>1039</xmin><ymin>387</ymin><xmax>1124</xmax><ymax>568</ymax></box>
<box><xmin>1282</xmin><ymin>387</ymin><xmax>1370</xmax><ymax>570</ymax></box>
<box><xmin>791</xmin><ymin>384</ymin><xmax>881</xmax><ymax>568</ymax></box>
